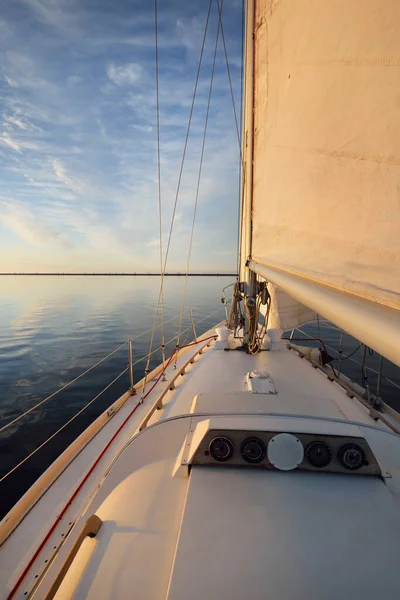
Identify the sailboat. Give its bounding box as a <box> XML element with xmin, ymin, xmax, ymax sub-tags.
<box><xmin>1</xmin><ymin>0</ymin><xmax>400</xmax><ymax>598</ymax></box>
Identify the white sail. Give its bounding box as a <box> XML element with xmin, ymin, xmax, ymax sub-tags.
<box><xmin>245</xmin><ymin>0</ymin><xmax>400</xmax><ymax>313</ymax></box>
<box><xmin>267</xmin><ymin>284</ymin><xmax>316</xmax><ymax>331</ymax></box>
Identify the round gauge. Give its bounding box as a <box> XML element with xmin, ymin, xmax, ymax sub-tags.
<box><xmin>305</xmin><ymin>441</ymin><xmax>332</xmax><ymax>468</ymax></box>
<box><xmin>209</xmin><ymin>436</ymin><xmax>234</xmax><ymax>462</ymax></box>
<box><xmin>241</xmin><ymin>437</ymin><xmax>265</xmax><ymax>464</ymax></box>
<box><xmin>338</xmin><ymin>443</ymin><xmax>366</xmax><ymax>471</ymax></box>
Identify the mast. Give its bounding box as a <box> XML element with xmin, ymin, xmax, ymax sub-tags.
<box><xmin>237</xmin><ymin>0</ymin><xmax>258</xmax><ymax>347</ymax></box>
<box><xmin>240</xmin><ymin>0</ymin><xmax>255</xmax><ymax>291</ymax></box>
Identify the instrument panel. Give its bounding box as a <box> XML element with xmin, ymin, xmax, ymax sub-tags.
<box><xmin>190</xmin><ymin>429</ymin><xmax>381</xmax><ymax>476</ymax></box>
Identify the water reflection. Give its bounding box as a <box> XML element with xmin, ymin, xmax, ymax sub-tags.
<box><xmin>0</xmin><ymin>275</ymin><xmax>229</xmax><ymax>517</ymax></box>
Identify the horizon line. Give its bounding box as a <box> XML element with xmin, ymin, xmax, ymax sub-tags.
<box><xmin>0</xmin><ymin>272</ymin><xmax>238</xmax><ymax>277</ymax></box>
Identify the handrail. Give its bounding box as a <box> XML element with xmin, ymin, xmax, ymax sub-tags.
<box><xmin>295</xmin><ymin>327</ymin><xmax>400</xmax><ymax>393</ymax></box>
<box><xmin>138</xmin><ymin>337</ymin><xmax>215</xmax><ymax>431</ymax></box>
<box><xmin>44</xmin><ymin>515</ymin><xmax>103</xmax><ymax>600</ymax></box>
<box><xmin>285</xmin><ymin>341</ymin><xmax>400</xmax><ymax>435</ymax></box>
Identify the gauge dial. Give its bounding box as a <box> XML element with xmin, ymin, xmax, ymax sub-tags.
<box><xmin>209</xmin><ymin>436</ymin><xmax>234</xmax><ymax>462</ymax></box>
<box><xmin>339</xmin><ymin>443</ymin><xmax>365</xmax><ymax>470</ymax></box>
<box><xmin>241</xmin><ymin>437</ymin><xmax>265</xmax><ymax>464</ymax></box>
<box><xmin>306</xmin><ymin>441</ymin><xmax>332</xmax><ymax>468</ymax></box>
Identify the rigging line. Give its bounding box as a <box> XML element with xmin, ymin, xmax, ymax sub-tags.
<box><xmin>145</xmin><ymin>307</ymin><xmax>224</xmax><ymax>367</ymax></box>
<box><xmin>155</xmin><ymin>0</ymin><xmax>165</xmax><ymax>366</ymax></box>
<box><xmin>340</xmin><ymin>343</ymin><xmax>363</xmax><ymax>361</ymax></box>
<box><xmin>295</xmin><ymin>328</ymin><xmax>400</xmax><ymax>391</ymax></box>
<box><xmin>150</xmin><ymin>0</ymin><xmax>166</xmax><ymax>374</ymax></box>
<box><xmin>318</xmin><ymin>322</ymin><xmax>344</xmax><ymax>333</ymax></box>
<box><xmin>159</xmin><ymin>0</ymin><xmax>213</xmax><ymax>276</ymax></box>
<box><xmin>134</xmin><ymin>323</ymin><xmax>197</xmax><ymax>370</ymax></box>
<box><xmin>216</xmin><ymin>0</ymin><xmax>243</xmax><ymax>160</ymax></box>
<box><xmin>0</xmin><ymin>311</ymin><xmax>189</xmax><ymax>435</ymax></box>
<box><xmin>236</xmin><ymin>0</ymin><xmax>245</xmax><ymax>278</ymax></box>
<box><xmin>141</xmin><ymin>334</ymin><xmax>218</xmax><ymax>402</ymax></box>
<box><xmin>175</xmin><ymin>0</ymin><xmax>222</xmax><ymax>354</ymax></box>
<box><xmin>142</xmin><ymin>0</ymin><xmax>214</xmax><ymax>396</ymax></box>
<box><xmin>0</xmin><ymin>366</ymin><xmax>129</xmax><ymax>484</ymax></box>
<box><xmin>0</xmin><ymin>340</ymin><xmax>128</xmax><ymax>435</ymax></box>
<box><xmin>216</xmin><ymin>0</ymin><xmax>246</xmax><ymax>280</ymax></box>
<box><xmin>158</xmin><ymin>0</ymin><xmax>213</xmax><ymax>280</ymax></box>
<box><xmin>284</xmin><ymin>335</ymin><xmax>337</xmax><ymax>378</ymax></box>
<box><xmin>142</xmin><ymin>308</ymin><xmax>224</xmax><ymax>393</ymax></box>
<box><xmin>361</xmin><ymin>344</ymin><xmax>367</xmax><ymax>388</ymax></box>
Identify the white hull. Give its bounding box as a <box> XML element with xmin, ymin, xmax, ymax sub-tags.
<box><xmin>2</xmin><ymin>325</ymin><xmax>399</xmax><ymax>599</ymax></box>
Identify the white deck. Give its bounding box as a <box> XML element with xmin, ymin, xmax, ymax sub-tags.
<box><xmin>168</xmin><ymin>467</ymin><xmax>399</xmax><ymax>600</ymax></box>
<box><xmin>1</xmin><ymin>331</ymin><xmax>400</xmax><ymax>599</ymax></box>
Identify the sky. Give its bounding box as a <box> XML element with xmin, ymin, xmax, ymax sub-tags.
<box><xmin>0</xmin><ymin>0</ymin><xmax>244</xmax><ymax>273</ymax></box>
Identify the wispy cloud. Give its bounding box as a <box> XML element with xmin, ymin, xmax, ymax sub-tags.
<box><xmin>0</xmin><ymin>199</ymin><xmax>74</xmax><ymax>249</ymax></box>
<box><xmin>0</xmin><ymin>132</ymin><xmax>21</xmax><ymax>152</ymax></box>
<box><xmin>106</xmin><ymin>62</ymin><xmax>142</xmax><ymax>86</ymax></box>
<box><xmin>20</xmin><ymin>0</ymin><xmax>77</xmax><ymax>32</ymax></box>
<box><xmin>3</xmin><ymin>115</ymin><xmax>27</xmax><ymax>130</ymax></box>
<box><xmin>0</xmin><ymin>0</ymin><xmax>243</xmax><ymax>272</ymax></box>
<box><xmin>51</xmin><ymin>159</ymin><xmax>87</xmax><ymax>194</ymax></box>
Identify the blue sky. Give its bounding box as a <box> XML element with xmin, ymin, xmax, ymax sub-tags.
<box><xmin>0</xmin><ymin>0</ymin><xmax>243</xmax><ymax>272</ymax></box>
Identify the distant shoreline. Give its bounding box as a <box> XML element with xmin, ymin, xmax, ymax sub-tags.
<box><xmin>0</xmin><ymin>273</ymin><xmax>237</xmax><ymax>277</ymax></box>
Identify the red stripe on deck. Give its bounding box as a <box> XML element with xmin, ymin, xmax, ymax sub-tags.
<box><xmin>7</xmin><ymin>334</ymin><xmax>216</xmax><ymax>599</ymax></box>
<box><xmin>6</xmin><ymin>400</ymin><xmax>141</xmax><ymax>600</ymax></box>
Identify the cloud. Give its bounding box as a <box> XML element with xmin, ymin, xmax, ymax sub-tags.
<box><xmin>3</xmin><ymin>115</ymin><xmax>28</xmax><ymax>130</ymax></box>
<box><xmin>131</xmin><ymin>124</ymin><xmax>153</xmax><ymax>133</ymax></box>
<box><xmin>4</xmin><ymin>75</ymin><xmax>17</xmax><ymax>87</ymax></box>
<box><xmin>21</xmin><ymin>0</ymin><xmax>76</xmax><ymax>31</ymax></box>
<box><xmin>0</xmin><ymin>200</ymin><xmax>74</xmax><ymax>250</ymax></box>
<box><xmin>51</xmin><ymin>159</ymin><xmax>86</xmax><ymax>194</ymax></box>
<box><xmin>0</xmin><ymin>133</ymin><xmax>21</xmax><ymax>152</ymax></box>
<box><xmin>67</xmin><ymin>74</ymin><xmax>82</xmax><ymax>86</ymax></box>
<box><xmin>106</xmin><ymin>62</ymin><xmax>142</xmax><ymax>86</ymax></box>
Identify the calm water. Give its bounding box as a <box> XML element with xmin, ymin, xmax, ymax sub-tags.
<box><xmin>0</xmin><ymin>275</ymin><xmax>229</xmax><ymax>518</ymax></box>
<box><xmin>0</xmin><ymin>275</ymin><xmax>399</xmax><ymax>519</ymax></box>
